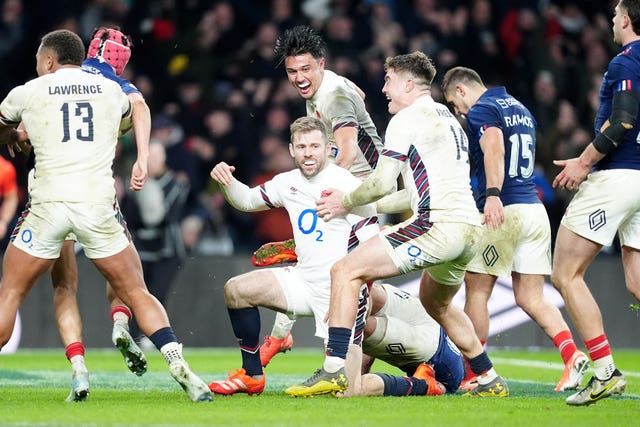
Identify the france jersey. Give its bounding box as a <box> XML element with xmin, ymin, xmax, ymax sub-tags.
<box><xmin>307</xmin><ymin>70</ymin><xmax>383</xmax><ymax>177</ymax></box>
<box><xmin>466</xmin><ymin>86</ymin><xmax>540</xmax><ymax>211</ymax></box>
<box><xmin>81</xmin><ymin>57</ymin><xmax>141</xmax><ymax>96</ymax></box>
<box><xmin>258</xmin><ymin>163</ymin><xmax>378</xmax><ymax>285</ymax></box>
<box><xmin>0</xmin><ymin>68</ymin><xmax>130</xmax><ymax>204</ymax></box>
<box><xmin>593</xmin><ymin>39</ymin><xmax>640</xmax><ymax>171</ymax></box>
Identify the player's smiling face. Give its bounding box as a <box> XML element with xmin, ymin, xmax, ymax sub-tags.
<box><xmin>289</xmin><ymin>129</ymin><xmax>331</xmax><ymax>178</ymax></box>
<box><xmin>284</xmin><ymin>54</ymin><xmax>325</xmax><ymax>100</ymax></box>
<box><xmin>382</xmin><ymin>68</ymin><xmax>411</xmax><ymax>114</ymax></box>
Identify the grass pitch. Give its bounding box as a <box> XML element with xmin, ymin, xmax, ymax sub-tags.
<box><xmin>0</xmin><ymin>348</ymin><xmax>638</xmax><ymax>426</ymax></box>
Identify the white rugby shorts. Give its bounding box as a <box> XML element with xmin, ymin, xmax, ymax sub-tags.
<box><xmin>466</xmin><ymin>203</ymin><xmax>552</xmax><ymax>276</ymax></box>
<box><xmin>381</xmin><ymin>220</ymin><xmax>482</xmax><ymax>286</ymax></box>
<box><xmin>562</xmin><ymin>169</ymin><xmax>640</xmax><ymax>248</ymax></box>
<box><xmin>12</xmin><ymin>201</ymin><xmax>130</xmax><ymax>259</ymax></box>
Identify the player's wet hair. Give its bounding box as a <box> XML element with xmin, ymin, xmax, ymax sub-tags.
<box><xmin>622</xmin><ymin>0</ymin><xmax>640</xmax><ymax>35</ymax></box>
<box><xmin>274</xmin><ymin>25</ymin><xmax>327</xmax><ymax>66</ymax></box>
<box><xmin>441</xmin><ymin>66</ymin><xmax>485</xmax><ymax>94</ymax></box>
<box><xmin>41</xmin><ymin>29</ymin><xmax>85</xmax><ymax>66</ymax></box>
<box><xmin>384</xmin><ymin>51</ymin><xmax>436</xmax><ymax>88</ymax></box>
<box><xmin>289</xmin><ymin>116</ymin><xmax>327</xmax><ymax>143</ymax></box>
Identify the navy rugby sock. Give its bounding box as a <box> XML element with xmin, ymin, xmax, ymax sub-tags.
<box><xmin>228</xmin><ymin>307</ymin><xmax>262</xmax><ymax>376</ymax></box>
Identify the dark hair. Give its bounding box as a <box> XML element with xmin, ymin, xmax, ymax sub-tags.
<box><xmin>274</xmin><ymin>25</ymin><xmax>327</xmax><ymax>65</ymax></box>
<box><xmin>441</xmin><ymin>66</ymin><xmax>485</xmax><ymax>94</ymax></box>
<box><xmin>383</xmin><ymin>51</ymin><xmax>436</xmax><ymax>87</ymax></box>
<box><xmin>40</xmin><ymin>29</ymin><xmax>85</xmax><ymax>66</ymax></box>
<box><xmin>621</xmin><ymin>0</ymin><xmax>640</xmax><ymax>35</ymax></box>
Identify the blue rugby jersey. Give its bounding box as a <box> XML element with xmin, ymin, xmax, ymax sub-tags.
<box><xmin>593</xmin><ymin>39</ymin><xmax>640</xmax><ymax>171</ymax></box>
<box><xmin>465</xmin><ymin>86</ymin><xmax>540</xmax><ymax>211</ymax></box>
<box><xmin>81</xmin><ymin>57</ymin><xmax>141</xmax><ymax>96</ymax></box>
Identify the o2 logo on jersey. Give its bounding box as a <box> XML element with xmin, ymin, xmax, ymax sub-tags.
<box><xmin>20</xmin><ymin>228</ymin><xmax>34</xmax><ymax>248</ymax></box>
<box><xmin>20</xmin><ymin>229</ymin><xmax>32</xmax><ymax>243</ymax></box>
<box><xmin>407</xmin><ymin>245</ymin><xmax>422</xmax><ymax>264</ymax></box>
<box><xmin>298</xmin><ymin>209</ymin><xmax>324</xmax><ymax>242</ymax></box>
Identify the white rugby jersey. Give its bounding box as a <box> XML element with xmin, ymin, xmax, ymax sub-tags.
<box><xmin>307</xmin><ymin>70</ymin><xmax>383</xmax><ymax>177</ymax></box>
<box><xmin>224</xmin><ymin>163</ymin><xmax>378</xmax><ymax>284</ymax></box>
<box><xmin>0</xmin><ymin>67</ymin><xmax>130</xmax><ymax>203</ymax></box>
<box><xmin>383</xmin><ymin>96</ymin><xmax>480</xmax><ymax>225</ymax></box>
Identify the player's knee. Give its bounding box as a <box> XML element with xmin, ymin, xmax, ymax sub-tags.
<box><xmin>549</xmin><ymin>270</ymin><xmax>567</xmax><ymax>293</ymax></box>
<box><xmin>626</xmin><ymin>280</ymin><xmax>640</xmax><ymax>301</ymax></box>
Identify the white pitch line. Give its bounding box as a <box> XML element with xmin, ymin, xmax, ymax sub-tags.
<box><xmin>492</xmin><ymin>356</ymin><xmax>640</xmax><ymax>378</ymax></box>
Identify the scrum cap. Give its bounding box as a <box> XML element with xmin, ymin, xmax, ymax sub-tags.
<box><xmin>87</xmin><ymin>27</ymin><xmax>132</xmax><ymax>76</ymax></box>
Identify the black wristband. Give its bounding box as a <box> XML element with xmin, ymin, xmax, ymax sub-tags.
<box><xmin>486</xmin><ymin>187</ymin><xmax>501</xmax><ymax>197</ymax></box>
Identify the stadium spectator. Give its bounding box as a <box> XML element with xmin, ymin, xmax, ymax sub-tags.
<box><xmin>121</xmin><ymin>141</ymin><xmax>190</xmax><ymax>347</ymax></box>
<box><xmin>0</xmin><ymin>1</ymin><xmax>626</xmax><ymax>261</ymax></box>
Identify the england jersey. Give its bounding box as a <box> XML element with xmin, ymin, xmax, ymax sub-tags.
<box><xmin>594</xmin><ymin>39</ymin><xmax>640</xmax><ymax>171</ymax></box>
<box><xmin>0</xmin><ymin>67</ymin><xmax>130</xmax><ymax>203</ymax></box>
<box><xmin>307</xmin><ymin>70</ymin><xmax>383</xmax><ymax>177</ymax></box>
<box><xmin>382</xmin><ymin>96</ymin><xmax>480</xmax><ymax>225</ymax></box>
<box><xmin>466</xmin><ymin>86</ymin><xmax>540</xmax><ymax>210</ymax></box>
<box><xmin>259</xmin><ymin>163</ymin><xmax>378</xmax><ymax>284</ymax></box>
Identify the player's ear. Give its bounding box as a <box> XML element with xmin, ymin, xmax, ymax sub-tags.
<box><xmin>288</xmin><ymin>143</ymin><xmax>295</xmax><ymax>158</ymax></box>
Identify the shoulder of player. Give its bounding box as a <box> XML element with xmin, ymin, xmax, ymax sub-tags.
<box><xmin>324</xmin><ymin>164</ymin><xmax>362</xmax><ymax>188</ymax></box>
<box><xmin>321</xmin><ymin>70</ymin><xmax>359</xmax><ymax>98</ymax></box>
<box><xmin>608</xmin><ymin>52</ymin><xmax>640</xmax><ymax>77</ymax></box>
<box><xmin>269</xmin><ymin>168</ymin><xmax>300</xmax><ymax>184</ymax></box>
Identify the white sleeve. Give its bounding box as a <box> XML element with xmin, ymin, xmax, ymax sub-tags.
<box><xmin>376</xmin><ymin>189</ymin><xmax>411</xmax><ymax>214</ymax></box>
<box><xmin>0</xmin><ymin>85</ymin><xmax>28</xmax><ymax>126</ymax></box>
<box><xmin>343</xmin><ymin>155</ymin><xmax>403</xmax><ymax>208</ymax></box>
<box><xmin>221</xmin><ymin>177</ymin><xmax>271</xmax><ymax>212</ymax></box>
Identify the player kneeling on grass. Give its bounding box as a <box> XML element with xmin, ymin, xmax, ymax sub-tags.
<box><xmin>207</xmin><ymin>117</ymin><xmax>379</xmax><ymax>396</ymax></box>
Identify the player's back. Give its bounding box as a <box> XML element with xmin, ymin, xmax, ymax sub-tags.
<box><xmin>10</xmin><ymin>68</ymin><xmax>129</xmax><ymax>203</ymax></box>
<box><xmin>468</xmin><ymin>87</ymin><xmax>539</xmax><ymax>206</ymax></box>
<box><xmin>385</xmin><ymin>96</ymin><xmax>479</xmax><ymax>225</ymax></box>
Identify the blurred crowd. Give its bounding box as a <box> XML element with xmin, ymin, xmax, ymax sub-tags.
<box><xmin>0</xmin><ymin>0</ymin><xmax>622</xmax><ymax>255</ymax></box>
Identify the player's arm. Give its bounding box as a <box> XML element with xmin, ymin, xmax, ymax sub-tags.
<box><xmin>128</xmin><ymin>92</ymin><xmax>150</xmax><ymax>191</ymax></box>
<box><xmin>344</xmin><ymin>155</ymin><xmax>403</xmax><ymax>208</ymax></box>
<box><xmin>210</xmin><ymin>162</ymin><xmax>270</xmax><ymax>212</ymax></box>
<box><xmin>479</xmin><ymin>126</ymin><xmax>505</xmax><ymax>229</ymax></box>
<box><xmin>553</xmin><ymin>88</ymin><xmax>640</xmax><ymax>189</ymax></box>
<box><xmin>333</xmin><ymin>125</ymin><xmax>359</xmax><ymax>171</ymax></box>
<box><xmin>375</xmin><ymin>189</ymin><xmax>410</xmax><ymax>214</ymax></box>
<box><xmin>316</xmin><ymin>155</ymin><xmax>402</xmax><ymax>221</ymax></box>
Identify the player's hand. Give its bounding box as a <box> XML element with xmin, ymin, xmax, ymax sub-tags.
<box><xmin>210</xmin><ymin>162</ymin><xmax>235</xmax><ymax>185</ymax></box>
<box><xmin>315</xmin><ymin>188</ymin><xmax>347</xmax><ymax>221</ymax></box>
<box><xmin>552</xmin><ymin>157</ymin><xmax>590</xmax><ymax>191</ymax></box>
<box><xmin>482</xmin><ymin>196</ymin><xmax>504</xmax><ymax>230</ymax></box>
<box><xmin>7</xmin><ymin>129</ymin><xmax>31</xmax><ymax>158</ymax></box>
<box><xmin>129</xmin><ymin>160</ymin><xmax>148</xmax><ymax>191</ymax></box>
